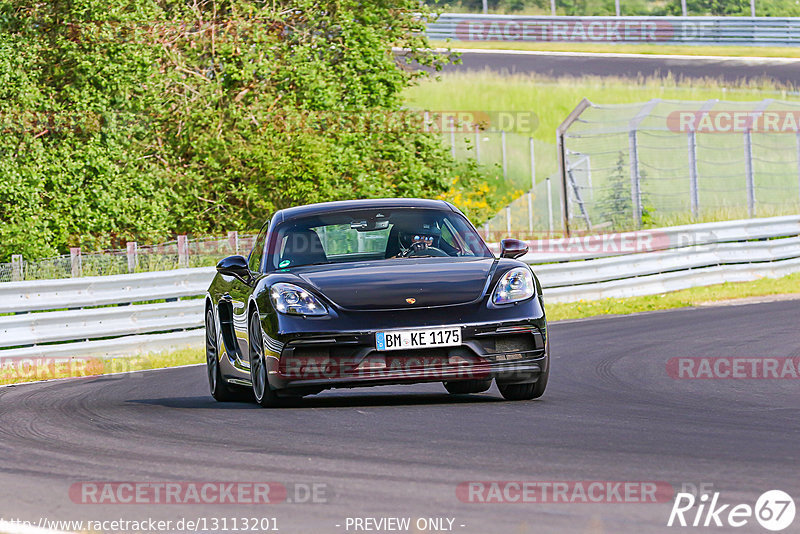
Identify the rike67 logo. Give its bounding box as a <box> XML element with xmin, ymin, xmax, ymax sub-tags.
<box><xmin>668</xmin><ymin>490</ymin><xmax>795</xmax><ymax>531</ymax></box>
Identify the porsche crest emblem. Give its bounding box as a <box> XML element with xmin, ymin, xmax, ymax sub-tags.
<box><xmin>405</xmin><ymin>298</ymin><xmax>416</xmax><ymax>304</ymax></box>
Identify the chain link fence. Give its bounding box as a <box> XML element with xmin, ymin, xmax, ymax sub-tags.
<box><xmin>559</xmin><ymin>98</ymin><xmax>800</xmax><ymax>234</ymax></box>
<box><xmin>483</xmin><ymin>99</ymin><xmax>800</xmax><ymax>237</ymax></box>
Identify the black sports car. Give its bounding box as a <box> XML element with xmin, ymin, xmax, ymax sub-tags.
<box><xmin>204</xmin><ymin>198</ymin><xmax>549</xmax><ymax>407</ymax></box>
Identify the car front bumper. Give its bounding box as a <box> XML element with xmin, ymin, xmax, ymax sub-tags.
<box><xmin>265</xmin><ymin>318</ymin><xmax>548</xmax><ymax>392</ymax></box>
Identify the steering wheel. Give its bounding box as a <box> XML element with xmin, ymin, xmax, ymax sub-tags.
<box><xmin>403</xmin><ymin>242</ymin><xmax>449</xmax><ymax>257</ymax></box>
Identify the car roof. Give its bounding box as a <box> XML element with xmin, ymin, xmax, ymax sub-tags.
<box><xmin>273</xmin><ymin>198</ymin><xmax>456</xmax><ymax>223</ymax></box>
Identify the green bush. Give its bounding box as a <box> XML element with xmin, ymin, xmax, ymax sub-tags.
<box><xmin>0</xmin><ymin>0</ymin><xmax>498</xmax><ymax>261</ymax></box>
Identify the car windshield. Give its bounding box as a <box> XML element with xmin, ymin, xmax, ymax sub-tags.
<box><xmin>268</xmin><ymin>208</ymin><xmax>492</xmax><ymax>270</ymax></box>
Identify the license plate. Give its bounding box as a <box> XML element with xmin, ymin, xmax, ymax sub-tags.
<box><xmin>375</xmin><ymin>327</ymin><xmax>462</xmax><ymax>351</ymax></box>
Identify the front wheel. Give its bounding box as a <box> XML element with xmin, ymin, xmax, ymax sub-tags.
<box><xmin>498</xmin><ymin>339</ymin><xmax>549</xmax><ymax>401</ymax></box>
<box><xmin>206</xmin><ymin>308</ymin><xmax>239</xmax><ymax>402</ymax></box>
<box><xmin>249</xmin><ymin>311</ymin><xmax>281</xmax><ymax>408</ymax></box>
<box><xmin>497</xmin><ymin>370</ymin><xmax>548</xmax><ymax>400</ymax></box>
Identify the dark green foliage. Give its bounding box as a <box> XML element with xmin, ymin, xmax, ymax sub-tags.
<box><xmin>0</xmin><ymin>1</ymin><xmax>494</xmax><ymax>260</ymax></box>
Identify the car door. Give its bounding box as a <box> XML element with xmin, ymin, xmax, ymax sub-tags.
<box><xmin>230</xmin><ymin>223</ymin><xmax>268</xmax><ymax>371</ymax></box>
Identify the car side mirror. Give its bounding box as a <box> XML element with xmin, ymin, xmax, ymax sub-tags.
<box><xmin>216</xmin><ymin>255</ymin><xmax>250</xmax><ymax>279</ymax></box>
<box><xmin>500</xmin><ymin>238</ymin><xmax>528</xmax><ymax>259</ymax></box>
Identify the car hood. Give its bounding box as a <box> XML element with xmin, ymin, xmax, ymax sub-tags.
<box><xmin>295</xmin><ymin>257</ymin><xmax>496</xmax><ymax>310</ymax></box>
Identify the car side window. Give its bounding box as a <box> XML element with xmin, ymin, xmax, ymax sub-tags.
<box><xmin>248</xmin><ymin>225</ymin><xmax>269</xmax><ymax>272</ymax></box>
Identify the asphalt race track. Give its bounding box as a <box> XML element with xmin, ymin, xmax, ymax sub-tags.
<box><xmin>443</xmin><ymin>49</ymin><xmax>800</xmax><ymax>86</ymax></box>
<box><xmin>1</xmin><ymin>300</ymin><xmax>798</xmax><ymax>533</ymax></box>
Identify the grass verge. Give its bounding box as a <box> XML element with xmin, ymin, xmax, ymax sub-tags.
<box><xmin>546</xmin><ymin>271</ymin><xmax>800</xmax><ymax>321</ymax></box>
<box><xmin>0</xmin><ymin>347</ymin><xmax>204</xmax><ymax>386</ymax></box>
<box><xmin>433</xmin><ymin>40</ymin><xmax>800</xmax><ymax>59</ymax></box>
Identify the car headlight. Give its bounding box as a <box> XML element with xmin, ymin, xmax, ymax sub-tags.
<box><xmin>492</xmin><ymin>267</ymin><xmax>536</xmax><ymax>305</ymax></box>
<box><xmin>270</xmin><ymin>283</ymin><xmax>327</xmax><ymax>316</ymax></box>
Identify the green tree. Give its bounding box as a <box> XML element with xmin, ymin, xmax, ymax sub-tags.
<box><xmin>0</xmin><ymin>0</ymin><xmax>497</xmax><ymax>261</ymax></box>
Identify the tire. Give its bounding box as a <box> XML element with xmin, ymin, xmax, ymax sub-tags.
<box><xmin>498</xmin><ymin>339</ymin><xmax>550</xmax><ymax>401</ymax></box>
<box><xmin>205</xmin><ymin>308</ymin><xmax>240</xmax><ymax>402</ymax></box>
<box><xmin>249</xmin><ymin>310</ymin><xmax>281</xmax><ymax>408</ymax></box>
<box><xmin>443</xmin><ymin>379</ymin><xmax>492</xmax><ymax>395</ymax></box>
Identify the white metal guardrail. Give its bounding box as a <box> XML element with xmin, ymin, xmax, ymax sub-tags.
<box><xmin>0</xmin><ymin>215</ymin><xmax>798</xmax><ymax>359</ymax></box>
<box><xmin>426</xmin><ymin>14</ymin><xmax>800</xmax><ymax>46</ymax></box>
<box><xmin>0</xmin><ymin>267</ymin><xmax>215</xmax><ymax>314</ymax></box>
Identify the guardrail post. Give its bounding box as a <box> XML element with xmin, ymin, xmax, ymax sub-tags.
<box><xmin>615</xmin><ymin>0</ymin><xmax>620</xmax><ymax>16</ymax></box>
<box><xmin>681</xmin><ymin>0</ymin><xmax>687</xmax><ymax>15</ymax></box>
<box><xmin>11</xmin><ymin>255</ymin><xmax>23</xmax><ymax>281</ymax></box>
<box><xmin>177</xmin><ymin>235</ymin><xmax>189</xmax><ymax>268</ymax></box>
<box><xmin>501</xmin><ymin>130</ymin><xmax>507</xmax><ymax>181</ymax></box>
<box><xmin>474</xmin><ymin>125</ymin><xmax>481</xmax><ymax>163</ymax></box>
<box><xmin>744</xmin><ymin>129</ymin><xmax>756</xmax><ymax>217</ymax></box>
<box><xmin>550</xmin><ymin>0</ymin><xmax>556</xmax><ymax>15</ymax></box>
<box><xmin>227</xmin><ymin>231</ymin><xmax>239</xmax><ymax>255</ymax></box>
<box><xmin>688</xmin><ymin>129</ymin><xmax>699</xmax><ymax>218</ymax></box>
<box><xmin>126</xmin><ymin>242</ymin><xmax>138</xmax><ymax>273</ymax></box>
<box><xmin>70</xmin><ymin>247</ymin><xmax>82</xmax><ymax>278</ymax></box>
<box><xmin>505</xmin><ymin>206</ymin><xmax>512</xmax><ymax>235</ymax></box>
<box><xmin>629</xmin><ymin>129</ymin><xmax>642</xmax><ymax>228</ymax></box>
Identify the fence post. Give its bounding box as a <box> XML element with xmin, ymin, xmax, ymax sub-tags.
<box><xmin>529</xmin><ymin>137</ymin><xmax>536</xmax><ymax>190</ymax></box>
<box><xmin>70</xmin><ymin>247</ymin><xmax>82</xmax><ymax>278</ymax></box>
<box><xmin>227</xmin><ymin>231</ymin><xmax>239</xmax><ymax>255</ymax></box>
<box><xmin>450</xmin><ymin>117</ymin><xmax>456</xmax><ymax>159</ymax></box>
<box><xmin>177</xmin><ymin>235</ymin><xmax>189</xmax><ymax>268</ymax></box>
<box><xmin>527</xmin><ymin>192</ymin><xmax>534</xmax><ymax>234</ymax></box>
<box><xmin>615</xmin><ymin>0</ymin><xmax>620</xmax><ymax>16</ymax></box>
<box><xmin>744</xmin><ymin>130</ymin><xmax>756</xmax><ymax>217</ymax></box>
<box><xmin>11</xmin><ymin>255</ymin><xmax>23</xmax><ymax>281</ymax></box>
<box><xmin>557</xmin><ymin>98</ymin><xmax>593</xmax><ymax>237</ymax></box>
<box><xmin>629</xmin><ymin>129</ymin><xmax>642</xmax><ymax>228</ymax></box>
<box><xmin>688</xmin><ymin>129</ymin><xmax>699</xmax><ymax>218</ymax></box>
<box><xmin>681</xmin><ymin>0</ymin><xmax>687</xmax><ymax>15</ymax></box>
<box><xmin>501</xmin><ymin>130</ymin><xmax>507</xmax><ymax>181</ymax></box>
<box><xmin>474</xmin><ymin>125</ymin><xmax>481</xmax><ymax>164</ymax></box>
<box><xmin>126</xmin><ymin>242</ymin><xmax>138</xmax><ymax>273</ymax></box>
<box><xmin>550</xmin><ymin>0</ymin><xmax>556</xmax><ymax>15</ymax></box>
<box><xmin>546</xmin><ymin>177</ymin><xmax>554</xmax><ymax>235</ymax></box>
<box><xmin>483</xmin><ymin>223</ymin><xmax>490</xmax><ymax>243</ymax></box>
<box><xmin>505</xmin><ymin>206</ymin><xmax>511</xmax><ymax>235</ymax></box>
